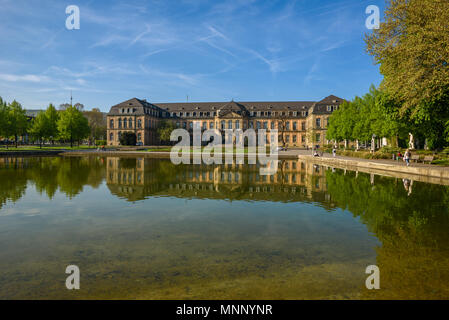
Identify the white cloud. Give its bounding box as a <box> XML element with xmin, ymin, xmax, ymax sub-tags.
<box><xmin>0</xmin><ymin>73</ymin><xmax>49</xmax><ymax>83</ymax></box>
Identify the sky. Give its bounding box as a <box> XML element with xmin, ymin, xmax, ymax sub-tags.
<box><xmin>0</xmin><ymin>0</ymin><xmax>384</xmax><ymax>112</ymax></box>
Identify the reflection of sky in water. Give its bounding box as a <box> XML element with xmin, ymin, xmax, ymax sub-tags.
<box><xmin>0</xmin><ymin>156</ymin><xmax>447</xmax><ymax>299</ymax></box>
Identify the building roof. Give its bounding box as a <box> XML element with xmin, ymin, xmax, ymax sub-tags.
<box><xmin>107</xmin><ymin>95</ymin><xmax>344</xmax><ymax>117</ymax></box>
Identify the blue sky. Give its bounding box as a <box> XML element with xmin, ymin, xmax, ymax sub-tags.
<box><xmin>0</xmin><ymin>0</ymin><xmax>384</xmax><ymax>112</ymax></box>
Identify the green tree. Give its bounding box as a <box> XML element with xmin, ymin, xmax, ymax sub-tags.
<box><xmin>157</xmin><ymin>120</ymin><xmax>175</xmax><ymax>145</ymax></box>
<box><xmin>45</xmin><ymin>104</ymin><xmax>60</xmax><ymax>143</ymax></box>
<box><xmin>365</xmin><ymin>0</ymin><xmax>449</xmax><ymax>148</ymax></box>
<box><xmin>7</xmin><ymin>100</ymin><xmax>28</xmax><ymax>147</ymax></box>
<box><xmin>0</xmin><ymin>97</ymin><xmax>9</xmax><ymax>146</ymax></box>
<box><xmin>29</xmin><ymin>111</ymin><xmax>49</xmax><ymax>148</ymax></box>
<box><xmin>83</xmin><ymin>108</ymin><xmax>106</xmax><ymax>144</ymax></box>
<box><xmin>57</xmin><ymin>105</ymin><xmax>90</xmax><ymax>147</ymax></box>
<box><xmin>119</xmin><ymin>131</ymin><xmax>137</xmax><ymax>146</ymax></box>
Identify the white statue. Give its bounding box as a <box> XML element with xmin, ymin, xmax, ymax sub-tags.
<box><xmin>408</xmin><ymin>133</ymin><xmax>415</xmax><ymax>150</ymax></box>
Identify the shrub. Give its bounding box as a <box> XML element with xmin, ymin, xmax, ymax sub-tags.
<box><xmin>119</xmin><ymin>132</ymin><xmax>137</xmax><ymax>146</ymax></box>
<box><xmin>95</xmin><ymin>140</ymin><xmax>106</xmax><ymax>146</ymax></box>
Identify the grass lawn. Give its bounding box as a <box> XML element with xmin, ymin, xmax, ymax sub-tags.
<box><xmin>0</xmin><ymin>145</ymin><xmax>99</xmax><ymax>151</ymax></box>
<box><xmin>431</xmin><ymin>159</ymin><xmax>449</xmax><ymax>167</ymax></box>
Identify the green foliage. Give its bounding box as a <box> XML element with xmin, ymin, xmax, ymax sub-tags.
<box><xmin>84</xmin><ymin>108</ymin><xmax>106</xmax><ymax>142</ymax></box>
<box><xmin>57</xmin><ymin>105</ymin><xmax>90</xmax><ymax>147</ymax></box>
<box><xmin>29</xmin><ymin>104</ymin><xmax>60</xmax><ymax>147</ymax></box>
<box><xmin>0</xmin><ymin>97</ymin><xmax>8</xmax><ymax>139</ymax></box>
<box><xmin>44</xmin><ymin>104</ymin><xmax>59</xmax><ymax>140</ymax></box>
<box><xmin>6</xmin><ymin>100</ymin><xmax>28</xmax><ymax>146</ymax></box>
<box><xmin>119</xmin><ymin>132</ymin><xmax>137</xmax><ymax>146</ymax></box>
<box><xmin>327</xmin><ymin>86</ymin><xmax>408</xmax><ymax>147</ymax></box>
<box><xmin>365</xmin><ymin>0</ymin><xmax>449</xmax><ymax>149</ymax></box>
<box><xmin>157</xmin><ymin>120</ymin><xmax>176</xmax><ymax>144</ymax></box>
<box><xmin>365</xmin><ymin>0</ymin><xmax>449</xmax><ymax>116</ymax></box>
<box><xmin>29</xmin><ymin>112</ymin><xmax>49</xmax><ymax>147</ymax></box>
<box><xmin>95</xmin><ymin>140</ymin><xmax>107</xmax><ymax>146</ymax></box>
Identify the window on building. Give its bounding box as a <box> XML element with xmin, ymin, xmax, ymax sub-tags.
<box><xmin>210</xmin><ymin>122</ymin><xmax>214</xmax><ymax>129</ymax></box>
<box><xmin>271</xmin><ymin>122</ymin><xmax>275</xmax><ymax>130</ymax></box>
<box><xmin>263</xmin><ymin>121</ymin><xmax>267</xmax><ymax>129</ymax></box>
<box><xmin>249</xmin><ymin>121</ymin><xmax>254</xmax><ymax>129</ymax></box>
<box><xmin>301</xmin><ymin>135</ymin><xmax>306</xmax><ymax>143</ymax></box>
<box><xmin>235</xmin><ymin>120</ymin><xmax>240</xmax><ymax>129</ymax></box>
<box><xmin>123</xmin><ymin>118</ymin><xmax>127</xmax><ymax>128</ymax></box>
<box><xmin>301</xmin><ymin>122</ymin><xmax>306</xmax><ymax>131</ymax></box>
<box><xmin>228</xmin><ymin>120</ymin><xmax>233</xmax><ymax>129</ymax></box>
<box><xmin>110</xmin><ymin>132</ymin><xmax>114</xmax><ymax>141</ymax></box>
<box><xmin>129</xmin><ymin>118</ymin><xmax>133</xmax><ymax>128</ymax></box>
<box><xmin>221</xmin><ymin>121</ymin><xmax>225</xmax><ymax>130</ymax></box>
<box><xmin>183</xmin><ymin>122</ymin><xmax>187</xmax><ymax>129</ymax></box>
<box><xmin>293</xmin><ymin>135</ymin><xmax>297</xmax><ymax>143</ymax></box>
<box><xmin>316</xmin><ymin>133</ymin><xmax>321</xmax><ymax>142</ymax></box>
<box><xmin>189</xmin><ymin>122</ymin><xmax>193</xmax><ymax>129</ymax></box>
<box><xmin>110</xmin><ymin>119</ymin><xmax>114</xmax><ymax>129</ymax></box>
<box><xmin>286</xmin><ymin>122</ymin><xmax>290</xmax><ymax>130</ymax></box>
<box><xmin>256</xmin><ymin>121</ymin><xmax>261</xmax><ymax>129</ymax></box>
<box><xmin>293</xmin><ymin>122</ymin><xmax>297</xmax><ymax>130</ymax></box>
<box><xmin>286</xmin><ymin>135</ymin><xmax>290</xmax><ymax>142</ymax></box>
<box><xmin>137</xmin><ymin>119</ymin><xmax>142</xmax><ymax>128</ymax></box>
<box><xmin>137</xmin><ymin>133</ymin><xmax>142</xmax><ymax>141</ymax></box>
<box><xmin>202</xmin><ymin>122</ymin><xmax>207</xmax><ymax>130</ymax></box>
<box><xmin>316</xmin><ymin>118</ymin><xmax>321</xmax><ymax>128</ymax></box>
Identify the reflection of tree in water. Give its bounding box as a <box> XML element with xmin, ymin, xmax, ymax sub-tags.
<box><xmin>0</xmin><ymin>160</ymin><xmax>28</xmax><ymax>210</ymax></box>
<box><xmin>0</xmin><ymin>156</ymin><xmax>106</xmax><ymax>208</ymax></box>
<box><xmin>325</xmin><ymin>169</ymin><xmax>449</xmax><ymax>299</ymax></box>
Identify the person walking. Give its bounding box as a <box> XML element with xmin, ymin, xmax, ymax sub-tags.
<box><xmin>404</xmin><ymin>149</ymin><xmax>411</xmax><ymax>167</ymax></box>
<box><xmin>332</xmin><ymin>148</ymin><xmax>337</xmax><ymax>158</ymax></box>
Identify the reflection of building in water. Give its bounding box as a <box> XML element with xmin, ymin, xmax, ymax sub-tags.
<box><xmin>105</xmin><ymin>157</ymin><xmax>335</xmax><ymax>207</ymax></box>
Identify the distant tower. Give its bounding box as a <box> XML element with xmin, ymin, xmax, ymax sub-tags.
<box><xmin>70</xmin><ymin>90</ymin><xmax>73</xmax><ymax>107</ymax></box>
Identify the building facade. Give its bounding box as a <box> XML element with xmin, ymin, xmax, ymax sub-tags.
<box><xmin>106</xmin><ymin>95</ymin><xmax>344</xmax><ymax>148</ymax></box>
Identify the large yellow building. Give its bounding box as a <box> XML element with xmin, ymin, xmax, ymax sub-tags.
<box><xmin>106</xmin><ymin>95</ymin><xmax>344</xmax><ymax>148</ymax></box>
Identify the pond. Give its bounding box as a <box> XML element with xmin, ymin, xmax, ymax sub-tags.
<box><xmin>0</xmin><ymin>156</ymin><xmax>448</xmax><ymax>299</ymax></box>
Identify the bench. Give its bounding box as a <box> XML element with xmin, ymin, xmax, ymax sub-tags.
<box><xmin>423</xmin><ymin>155</ymin><xmax>434</xmax><ymax>164</ymax></box>
<box><xmin>410</xmin><ymin>155</ymin><xmax>420</xmax><ymax>162</ymax></box>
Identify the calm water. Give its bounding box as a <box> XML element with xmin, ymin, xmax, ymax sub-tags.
<box><xmin>0</xmin><ymin>156</ymin><xmax>448</xmax><ymax>299</ymax></box>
